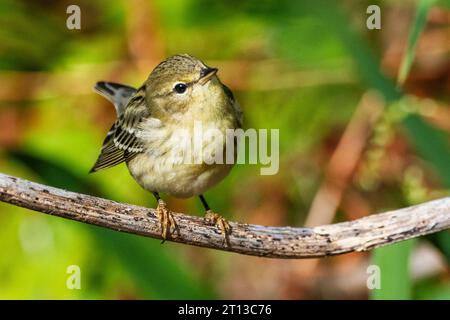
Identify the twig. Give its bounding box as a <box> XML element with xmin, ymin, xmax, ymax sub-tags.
<box><xmin>0</xmin><ymin>172</ymin><xmax>448</xmax><ymax>259</ymax></box>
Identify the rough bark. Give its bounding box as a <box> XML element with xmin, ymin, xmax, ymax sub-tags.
<box><xmin>0</xmin><ymin>173</ymin><xmax>448</xmax><ymax>259</ymax></box>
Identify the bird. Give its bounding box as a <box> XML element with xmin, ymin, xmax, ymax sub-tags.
<box><xmin>90</xmin><ymin>54</ymin><xmax>243</xmax><ymax>240</ymax></box>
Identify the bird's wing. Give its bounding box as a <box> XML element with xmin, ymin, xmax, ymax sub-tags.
<box><xmin>222</xmin><ymin>84</ymin><xmax>243</xmax><ymax>128</ymax></box>
<box><xmin>94</xmin><ymin>81</ymin><xmax>137</xmax><ymax>116</ymax></box>
<box><xmin>90</xmin><ymin>86</ymin><xmax>149</xmax><ymax>173</ymax></box>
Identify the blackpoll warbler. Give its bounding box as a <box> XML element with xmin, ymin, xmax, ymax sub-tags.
<box><xmin>90</xmin><ymin>54</ymin><xmax>242</xmax><ymax>239</ymax></box>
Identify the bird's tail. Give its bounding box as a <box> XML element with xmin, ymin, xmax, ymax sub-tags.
<box><xmin>94</xmin><ymin>81</ymin><xmax>137</xmax><ymax>116</ymax></box>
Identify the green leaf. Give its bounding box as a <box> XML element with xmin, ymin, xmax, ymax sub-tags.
<box><xmin>371</xmin><ymin>239</ymin><xmax>416</xmax><ymax>300</ymax></box>
<box><xmin>402</xmin><ymin>114</ymin><xmax>450</xmax><ymax>187</ymax></box>
<box><xmin>398</xmin><ymin>0</ymin><xmax>438</xmax><ymax>86</ymax></box>
<box><xmin>414</xmin><ymin>278</ymin><xmax>450</xmax><ymax>299</ymax></box>
<box><xmin>427</xmin><ymin>231</ymin><xmax>450</xmax><ymax>263</ymax></box>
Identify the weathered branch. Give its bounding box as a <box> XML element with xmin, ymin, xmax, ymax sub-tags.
<box><xmin>0</xmin><ymin>172</ymin><xmax>448</xmax><ymax>259</ymax></box>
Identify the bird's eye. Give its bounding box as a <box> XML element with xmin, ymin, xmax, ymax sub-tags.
<box><xmin>174</xmin><ymin>83</ymin><xmax>187</xmax><ymax>94</ymax></box>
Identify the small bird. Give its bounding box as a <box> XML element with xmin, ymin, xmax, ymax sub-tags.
<box><xmin>90</xmin><ymin>54</ymin><xmax>242</xmax><ymax>240</ymax></box>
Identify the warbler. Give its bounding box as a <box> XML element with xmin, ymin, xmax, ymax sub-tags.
<box><xmin>90</xmin><ymin>54</ymin><xmax>243</xmax><ymax>239</ymax></box>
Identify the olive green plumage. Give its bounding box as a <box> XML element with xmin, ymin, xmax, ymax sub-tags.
<box><xmin>91</xmin><ymin>54</ymin><xmax>242</xmax><ymax>180</ymax></box>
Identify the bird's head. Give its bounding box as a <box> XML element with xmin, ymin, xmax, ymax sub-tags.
<box><xmin>145</xmin><ymin>54</ymin><xmax>226</xmax><ymax>117</ymax></box>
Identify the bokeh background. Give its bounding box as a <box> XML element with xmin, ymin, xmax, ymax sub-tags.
<box><xmin>0</xmin><ymin>0</ymin><xmax>449</xmax><ymax>299</ymax></box>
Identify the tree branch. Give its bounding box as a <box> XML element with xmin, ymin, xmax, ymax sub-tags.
<box><xmin>0</xmin><ymin>172</ymin><xmax>449</xmax><ymax>259</ymax></box>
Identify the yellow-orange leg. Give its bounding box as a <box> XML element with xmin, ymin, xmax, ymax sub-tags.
<box><xmin>205</xmin><ymin>210</ymin><xmax>231</xmax><ymax>235</ymax></box>
<box><xmin>153</xmin><ymin>193</ymin><xmax>176</xmax><ymax>241</ymax></box>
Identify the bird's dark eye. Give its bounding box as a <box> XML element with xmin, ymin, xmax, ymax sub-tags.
<box><xmin>174</xmin><ymin>83</ymin><xmax>187</xmax><ymax>94</ymax></box>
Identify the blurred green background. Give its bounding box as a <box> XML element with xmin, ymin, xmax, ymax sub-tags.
<box><xmin>0</xmin><ymin>0</ymin><xmax>449</xmax><ymax>299</ymax></box>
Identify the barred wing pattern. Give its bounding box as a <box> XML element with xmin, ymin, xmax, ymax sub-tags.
<box><xmin>89</xmin><ymin>86</ymin><xmax>149</xmax><ymax>173</ymax></box>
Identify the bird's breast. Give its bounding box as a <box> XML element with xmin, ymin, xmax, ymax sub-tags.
<box><xmin>128</xmin><ymin>116</ymin><xmax>237</xmax><ymax>197</ymax></box>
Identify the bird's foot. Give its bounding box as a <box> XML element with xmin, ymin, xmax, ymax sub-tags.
<box><xmin>156</xmin><ymin>199</ymin><xmax>176</xmax><ymax>241</ymax></box>
<box><xmin>205</xmin><ymin>210</ymin><xmax>231</xmax><ymax>235</ymax></box>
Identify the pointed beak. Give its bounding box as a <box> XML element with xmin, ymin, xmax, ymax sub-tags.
<box><xmin>199</xmin><ymin>67</ymin><xmax>218</xmax><ymax>85</ymax></box>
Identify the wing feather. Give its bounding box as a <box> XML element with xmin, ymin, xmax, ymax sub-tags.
<box><xmin>90</xmin><ymin>86</ymin><xmax>149</xmax><ymax>173</ymax></box>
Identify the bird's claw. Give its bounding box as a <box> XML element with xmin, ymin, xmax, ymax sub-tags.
<box><xmin>156</xmin><ymin>199</ymin><xmax>176</xmax><ymax>241</ymax></box>
<box><xmin>205</xmin><ymin>210</ymin><xmax>231</xmax><ymax>235</ymax></box>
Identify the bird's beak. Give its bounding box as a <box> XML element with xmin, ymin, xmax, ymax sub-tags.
<box><xmin>199</xmin><ymin>67</ymin><xmax>218</xmax><ymax>85</ymax></box>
